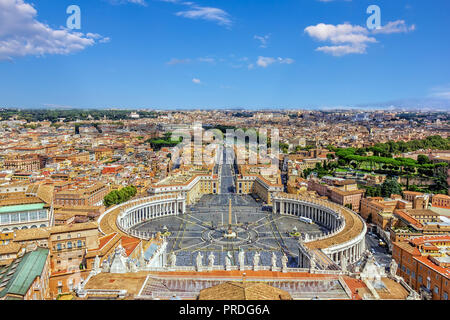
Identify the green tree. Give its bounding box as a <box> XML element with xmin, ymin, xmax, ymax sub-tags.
<box><xmin>380</xmin><ymin>178</ymin><xmax>402</xmax><ymax>198</ymax></box>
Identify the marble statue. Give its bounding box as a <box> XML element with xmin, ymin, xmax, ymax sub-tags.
<box><xmin>196</xmin><ymin>252</ymin><xmax>203</xmax><ymax>269</ymax></box>
<box><xmin>281</xmin><ymin>254</ymin><xmax>288</xmax><ymax>270</ymax></box>
<box><xmin>253</xmin><ymin>251</ymin><xmax>260</xmax><ymax>268</ymax></box>
<box><xmin>208</xmin><ymin>252</ymin><xmax>215</xmax><ymax>267</ymax></box>
<box><xmin>101</xmin><ymin>258</ymin><xmax>110</xmax><ymax>273</ymax></box>
<box><xmin>169</xmin><ymin>252</ymin><xmax>177</xmax><ymax>267</ymax></box>
<box><xmin>225</xmin><ymin>251</ymin><xmax>233</xmax><ymax>267</ymax></box>
<box><xmin>271</xmin><ymin>252</ymin><xmax>277</xmax><ymax>269</ymax></box>
<box><xmin>238</xmin><ymin>249</ymin><xmax>245</xmax><ymax>269</ymax></box>
<box><xmin>310</xmin><ymin>256</ymin><xmax>317</xmax><ymax>270</ymax></box>
<box><xmin>389</xmin><ymin>259</ymin><xmax>398</xmax><ymax>277</ymax></box>
<box><xmin>341</xmin><ymin>257</ymin><xmax>348</xmax><ymax>271</ymax></box>
<box><xmin>129</xmin><ymin>260</ymin><xmax>138</xmax><ymax>273</ymax></box>
<box><xmin>93</xmin><ymin>255</ymin><xmax>100</xmax><ymax>272</ymax></box>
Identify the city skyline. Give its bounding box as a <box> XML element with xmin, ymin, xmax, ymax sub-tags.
<box><xmin>0</xmin><ymin>0</ymin><xmax>450</xmax><ymax>110</ymax></box>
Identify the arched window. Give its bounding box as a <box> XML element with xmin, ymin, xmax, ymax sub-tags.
<box><xmin>67</xmin><ymin>242</ymin><xmax>72</xmax><ymax>249</ymax></box>
<box><xmin>77</xmin><ymin>240</ymin><xmax>82</xmax><ymax>248</ymax></box>
<box><xmin>57</xmin><ymin>243</ymin><xmax>62</xmax><ymax>251</ymax></box>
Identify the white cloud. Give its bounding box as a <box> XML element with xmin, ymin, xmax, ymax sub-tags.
<box><xmin>254</xmin><ymin>34</ymin><xmax>270</xmax><ymax>48</ymax></box>
<box><xmin>305</xmin><ymin>23</ymin><xmax>377</xmax><ymax>56</ymax></box>
<box><xmin>255</xmin><ymin>56</ymin><xmax>294</xmax><ymax>68</ymax></box>
<box><xmin>176</xmin><ymin>5</ymin><xmax>232</xmax><ymax>27</ymax></box>
<box><xmin>316</xmin><ymin>44</ymin><xmax>367</xmax><ymax>56</ymax></box>
<box><xmin>372</xmin><ymin>20</ymin><xmax>416</xmax><ymax>34</ymax></box>
<box><xmin>278</xmin><ymin>57</ymin><xmax>294</xmax><ymax>64</ymax></box>
<box><xmin>0</xmin><ymin>0</ymin><xmax>108</xmax><ymax>60</ymax></box>
<box><xmin>192</xmin><ymin>78</ymin><xmax>201</xmax><ymax>84</ymax></box>
<box><xmin>305</xmin><ymin>23</ymin><xmax>375</xmax><ymax>45</ymax></box>
<box><xmin>305</xmin><ymin>20</ymin><xmax>416</xmax><ymax>56</ymax></box>
<box><xmin>256</xmin><ymin>56</ymin><xmax>276</xmax><ymax>68</ymax></box>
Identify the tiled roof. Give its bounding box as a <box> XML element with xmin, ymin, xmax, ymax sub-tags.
<box><xmin>13</xmin><ymin>228</ymin><xmax>50</xmax><ymax>241</ymax></box>
<box><xmin>413</xmin><ymin>255</ymin><xmax>450</xmax><ymax>278</ymax></box>
<box><xmin>0</xmin><ymin>242</ymin><xmax>22</xmax><ymax>255</ymax></box>
<box><xmin>410</xmin><ymin>235</ymin><xmax>450</xmax><ymax>246</ymax></box>
<box><xmin>48</xmin><ymin>222</ymin><xmax>98</xmax><ymax>235</ymax></box>
<box><xmin>121</xmin><ymin>236</ymin><xmax>140</xmax><ymax>256</ymax></box>
<box><xmin>394</xmin><ymin>210</ymin><xmax>423</xmax><ymax>229</ymax></box>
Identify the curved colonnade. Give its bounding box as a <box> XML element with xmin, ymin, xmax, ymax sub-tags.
<box><xmin>272</xmin><ymin>193</ymin><xmax>367</xmax><ymax>266</ymax></box>
<box><xmin>115</xmin><ymin>193</ymin><xmax>186</xmax><ymax>239</ymax></box>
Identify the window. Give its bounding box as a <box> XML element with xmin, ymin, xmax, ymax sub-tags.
<box><xmin>10</xmin><ymin>213</ymin><xmax>19</xmax><ymax>223</ymax></box>
<box><xmin>57</xmin><ymin>243</ymin><xmax>62</xmax><ymax>251</ymax></box>
<box><xmin>19</xmin><ymin>212</ymin><xmax>28</xmax><ymax>222</ymax></box>
<box><xmin>29</xmin><ymin>211</ymin><xmax>37</xmax><ymax>221</ymax></box>
<box><xmin>67</xmin><ymin>242</ymin><xmax>72</xmax><ymax>249</ymax></box>
<box><xmin>418</xmin><ymin>275</ymin><xmax>422</xmax><ymax>284</ymax></box>
<box><xmin>77</xmin><ymin>240</ymin><xmax>82</xmax><ymax>248</ymax></box>
<box><xmin>67</xmin><ymin>234</ymin><xmax>71</xmax><ymax>239</ymax></box>
<box><xmin>38</xmin><ymin>210</ymin><xmax>47</xmax><ymax>220</ymax></box>
<box><xmin>444</xmin><ymin>292</ymin><xmax>448</xmax><ymax>300</ymax></box>
<box><xmin>0</xmin><ymin>213</ymin><xmax>9</xmax><ymax>224</ymax></box>
<box><xmin>406</xmin><ymin>268</ymin><xmax>410</xmax><ymax>275</ymax></box>
<box><xmin>411</xmin><ymin>272</ymin><xmax>415</xmax><ymax>279</ymax></box>
<box><xmin>434</xmin><ymin>286</ymin><xmax>439</xmax><ymax>294</ymax></box>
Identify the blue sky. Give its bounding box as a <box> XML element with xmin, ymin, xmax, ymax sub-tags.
<box><xmin>0</xmin><ymin>0</ymin><xmax>449</xmax><ymax>110</ymax></box>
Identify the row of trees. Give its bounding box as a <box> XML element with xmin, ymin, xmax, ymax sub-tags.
<box><xmin>103</xmin><ymin>185</ymin><xmax>137</xmax><ymax>207</ymax></box>
<box><xmin>329</xmin><ymin>135</ymin><xmax>450</xmax><ymax>158</ymax></box>
<box><xmin>145</xmin><ymin>132</ymin><xmax>182</xmax><ymax>151</ymax></box>
<box><xmin>334</xmin><ymin>147</ymin><xmax>448</xmax><ymax>175</ymax></box>
<box><xmin>0</xmin><ymin>109</ymin><xmax>158</xmax><ymax>123</ymax></box>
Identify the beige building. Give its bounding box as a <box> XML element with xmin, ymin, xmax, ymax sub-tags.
<box><xmin>148</xmin><ymin>169</ymin><xmax>219</xmax><ymax>205</ymax></box>
<box><xmin>235</xmin><ymin>164</ymin><xmax>283</xmax><ymax>205</ymax></box>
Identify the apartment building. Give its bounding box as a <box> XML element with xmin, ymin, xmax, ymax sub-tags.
<box><xmin>53</xmin><ymin>182</ymin><xmax>109</xmax><ymax>206</ymax></box>
<box><xmin>392</xmin><ymin>235</ymin><xmax>449</xmax><ymax>300</ymax></box>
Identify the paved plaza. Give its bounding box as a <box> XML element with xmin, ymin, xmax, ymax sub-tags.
<box><xmin>133</xmin><ymin>145</ymin><xmax>327</xmax><ymax>267</ymax></box>
<box><xmin>133</xmin><ymin>193</ymin><xmax>327</xmax><ymax>267</ymax></box>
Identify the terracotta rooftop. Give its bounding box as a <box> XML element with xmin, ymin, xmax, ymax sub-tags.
<box><xmin>394</xmin><ymin>210</ymin><xmax>423</xmax><ymax>229</ymax></box>
<box><xmin>409</xmin><ymin>235</ymin><xmax>450</xmax><ymax>246</ymax></box>
<box><xmin>413</xmin><ymin>255</ymin><xmax>450</xmax><ymax>278</ymax></box>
